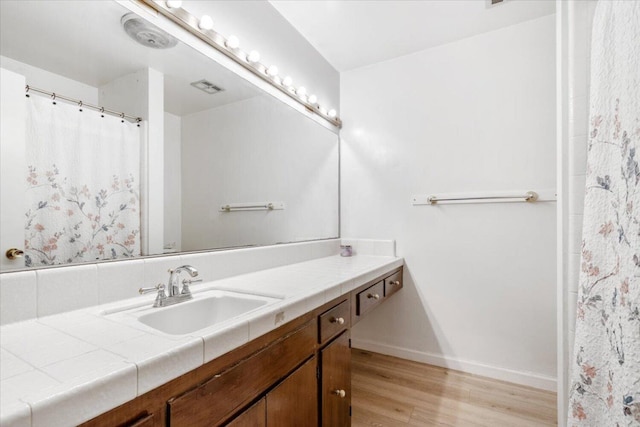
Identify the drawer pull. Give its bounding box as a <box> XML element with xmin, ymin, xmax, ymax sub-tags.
<box><xmin>389</xmin><ymin>280</ymin><xmax>400</xmax><ymax>286</ymax></box>
<box><xmin>330</xmin><ymin>317</ymin><xmax>345</xmax><ymax>325</ymax></box>
<box><xmin>367</xmin><ymin>293</ymin><xmax>380</xmax><ymax>300</ymax></box>
<box><xmin>333</xmin><ymin>389</ymin><xmax>346</xmax><ymax>398</ymax></box>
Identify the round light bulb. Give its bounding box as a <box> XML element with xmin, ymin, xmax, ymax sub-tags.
<box><xmin>297</xmin><ymin>86</ymin><xmax>307</xmax><ymax>97</ymax></box>
<box><xmin>308</xmin><ymin>94</ymin><xmax>317</xmax><ymax>104</ymax></box>
<box><xmin>282</xmin><ymin>76</ymin><xmax>293</xmax><ymax>87</ymax></box>
<box><xmin>247</xmin><ymin>50</ymin><xmax>261</xmax><ymax>63</ymax></box>
<box><xmin>225</xmin><ymin>35</ymin><xmax>240</xmax><ymax>49</ymax></box>
<box><xmin>266</xmin><ymin>65</ymin><xmax>279</xmax><ymax>77</ymax></box>
<box><xmin>328</xmin><ymin>109</ymin><xmax>337</xmax><ymax>118</ymax></box>
<box><xmin>166</xmin><ymin>0</ymin><xmax>182</xmax><ymax>8</ymax></box>
<box><xmin>198</xmin><ymin>15</ymin><xmax>213</xmax><ymax>30</ymax></box>
<box><xmin>319</xmin><ymin>106</ymin><xmax>327</xmax><ymax>115</ymax></box>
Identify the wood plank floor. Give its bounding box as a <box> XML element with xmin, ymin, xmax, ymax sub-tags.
<box><xmin>351</xmin><ymin>349</ymin><xmax>557</xmax><ymax>427</ymax></box>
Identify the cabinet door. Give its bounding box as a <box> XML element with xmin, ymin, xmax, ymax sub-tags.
<box><xmin>226</xmin><ymin>398</ymin><xmax>266</xmax><ymax>427</ymax></box>
<box><xmin>266</xmin><ymin>356</ymin><xmax>318</xmax><ymax>426</ymax></box>
<box><xmin>321</xmin><ymin>332</ymin><xmax>351</xmax><ymax>427</ymax></box>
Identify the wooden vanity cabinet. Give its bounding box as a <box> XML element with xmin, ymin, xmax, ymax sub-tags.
<box><xmin>226</xmin><ymin>399</ymin><xmax>266</xmax><ymax>427</ymax></box>
<box><xmin>168</xmin><ymin>320</ymin><xmax>317</xmax><ymax>426</ymax></box>
<box><xmin>81</xmin><ymin>266</ymin><xmax>403</xmax><ymax>427</ymax></box>
<box><xmin>265</xmin><ymin>356</ymin><xmax>318</xmax><ymax>425</ymax></box>
<box><xmin>320</xmin><ymin>332</ymin><xmax>351</xmax><ymax>427</ymax></box>
<box><xmin>226</xmin><ymin>357</ymin><xmax>318</xmax><ymax>427</ymax></box>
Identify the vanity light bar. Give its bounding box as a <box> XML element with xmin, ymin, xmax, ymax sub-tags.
<box><xmin>138</xmin><ymin>0</ymin><xmax>341</xmax><ymax>128</ymax></box>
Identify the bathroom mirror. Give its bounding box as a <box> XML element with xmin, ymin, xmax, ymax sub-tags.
<box><xmin>0</xmin><ymin>0</ymin><xmax>339</xmax><ymax>271</ymax></box>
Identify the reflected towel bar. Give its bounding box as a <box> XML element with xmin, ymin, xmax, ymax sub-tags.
<box><xmin>220</xmin><ymin>202</ymin><xmax>285</xmax><ymax>212</ymax></box>
<box><xmin>427</xmin><ymin>191</ymin><xmax>539</xmax><ymax>205</ymax></box>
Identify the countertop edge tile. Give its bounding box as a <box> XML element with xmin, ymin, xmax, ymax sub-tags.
<box><xmin>0</xmin><ymin>401</ymin><xmax>31</xmax><ymax>427</ymax></box>
<box><xmin>26</xmin><ymin>362</ymin><xmax>138</xmax><ymax>427</ymax></box>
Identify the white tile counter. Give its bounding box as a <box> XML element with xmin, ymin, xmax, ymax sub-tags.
<box><xmin>0</xmin><ymin>254</ymin><xmax>403</xmax><ymax>427</ymax></box>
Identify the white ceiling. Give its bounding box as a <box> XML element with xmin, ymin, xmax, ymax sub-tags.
<box><xmin>269</xmin><ymin>0</ymin><xmax>556</xmax><ymax>72</ymax></box>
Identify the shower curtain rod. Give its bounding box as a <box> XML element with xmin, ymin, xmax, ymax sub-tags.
<box><xmin>25</xmin><ymin>85</ymin><xmax>143</xmax><ymax>123</ymax></box>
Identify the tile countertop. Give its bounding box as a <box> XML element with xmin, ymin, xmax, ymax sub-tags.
<box><xmin>0</xmin><ymin>255</ymin><xmax>403</xmax><ymax>427</ymax></box>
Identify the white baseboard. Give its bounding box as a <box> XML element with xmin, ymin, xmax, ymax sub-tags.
<box><xmin>351</xmin><ymin>338</ymin><xmax>557</xmax><ymax>392</ymax></box>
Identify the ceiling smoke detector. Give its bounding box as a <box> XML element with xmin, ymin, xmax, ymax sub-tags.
<box><xmin>121</xmin><ymin>13</ymin><xmax>178</xmax><ymax>49</ymax></box>
<box><xmin>190</xmin><ymin>79</ymin><xmax>224</xmax><ymax>95</ymax></box>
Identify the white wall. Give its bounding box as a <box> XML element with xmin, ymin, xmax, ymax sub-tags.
<box><xmin>0</xmin><ymin>56</ymin><xmax>98</xmax><ymax>104</ymax></box>
<box><xmin>164</xmin><ymin>112</ymin><xmax>182</xmax><ymax>252</ymax></box>
<box><xmin>181</xmin><ymin>1</ymin><xmax>339</xmax><ymax>112</ymax></box>
<box><xmin>341</xmin><ymin>15</ymin><xmax>557</xmax><ymax>389</ymax></box>
<box><xmin>180</xmin><ymin>96</ymin><xmax>339</xmax><ymax>251</ymax></box>
<box><xmin>0</xmin><ymin>68</ymin><xmax>26</xmax><ymax>270</ymax></box>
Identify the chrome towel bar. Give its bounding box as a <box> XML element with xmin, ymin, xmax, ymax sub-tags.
<box><xmin>411</xmin><ymin>189</ymin><xmax>557</xmax><ymax>206</ymax></box>
<box><xmin>220</xmin><ymin>202</ymin><xmax>285</xmax><ymax>212</ymax></box>
<box><xmin>428</xmin><ymin>191</ymin><xmax>538</xmax><ymax>205</ymax></box>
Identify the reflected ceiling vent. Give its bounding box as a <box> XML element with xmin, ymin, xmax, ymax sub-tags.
<box><xmin>190</xmin><ymin>79</ymin><xmax>224</xmax><ymax>95</ymax></box>
<box><xmin>121</xmin><ymin>13</ymin><xmax>177</xmax><ymax>49</ymax></box>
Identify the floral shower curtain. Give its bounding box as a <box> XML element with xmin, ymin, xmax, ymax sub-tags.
<box><xmin>568</xmin><ymin>1</ymin><xmax>640</xmax><ymax>425</ymax></box>
<box><xmin>25</xmin><ymin>94</ymin><xmax>141</xmax><ymax>266</ymax></box>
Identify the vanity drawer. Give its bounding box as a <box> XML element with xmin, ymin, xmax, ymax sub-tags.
<box><xmin>318</xmin><ymin>299</ymin><xmax>349</xmax><ymax>344</ymax></box>
<box><xmin>384</xmin><ymin>270</ymin><xmax>403</xmax><ymax>297</ymax></box>
<box><xmin>168</xmin><ymin>320</ymin><xmax>316</xmax><ymax>427</ymax></box>
<box><xmin>356</xmin><ymin>281</ymin><xmax>384</xmax><ymax>316</ymax></box>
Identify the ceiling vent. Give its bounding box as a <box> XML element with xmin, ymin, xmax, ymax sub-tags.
<box><xmin>190</xmin><ymin>80</ymin><xmax>224</xmax><ymax>95</ymax></box>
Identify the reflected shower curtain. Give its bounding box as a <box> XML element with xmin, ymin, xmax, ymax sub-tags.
<box><xmin>568</xmin><ymin>1</ymin><xmax>640</xmax><ymax>425</ymax></box>
<box><xmin>25</xmin><ymin>95</ymin><xmax>141</xmax><ymax>266</ymax></box>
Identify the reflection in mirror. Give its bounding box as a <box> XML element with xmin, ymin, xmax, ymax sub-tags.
<box><xmin>0</xmin><ymin>0</ymin><xmax>339</xmax><ymax>271</ymax></box>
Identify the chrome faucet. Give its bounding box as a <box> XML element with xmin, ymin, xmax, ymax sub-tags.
<box><xmin>139</xmin><ymin>265</ymin><xmax>201</xmax><ymax>307</ymax></box>
<box><xmin>168</xmin><ymin>265</ymin><xmax>199</xmax><ymax>297</ymax></box>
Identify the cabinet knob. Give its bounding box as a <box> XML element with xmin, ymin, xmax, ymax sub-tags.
<box><xmin>5</xmin><ymin>248</ymin><xmax>24</xmax><ymax>260</ymax></box>
<box><xmin>390</xmin><ymin>280</ymin><xmax>400</xmax><ymax>286</ymax></box>
<box><xmin>367</xmin><ymin>293</ymin><xmax>380</xmax><ymax>300</ymax></box>
<box><xmin>330</xmin><ymin>317</ymin><xmax>345</xmax><ymax>325</ymax></box>
<box><xmin>333</xmin><ymin>389</ymin><xmax>346</xmax><ymax>398</ymax></box>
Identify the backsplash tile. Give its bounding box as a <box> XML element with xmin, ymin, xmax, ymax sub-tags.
<box><xmin>142</xmin><ymin>255</ymin><xmax>182</xmax><ymax>289</ymax></box>
<box><xmin>0</xmin><ymin>239</ymin><xmax>341</xmax><ymax>324</ymax></box>
<box><xmin>37</xmin><ymin>264</ymin><xmax>98</xmax><ymax>317</ymax></box>
<box><xmin>0</xmin><ymin>270</ymin><xmax>36</xmax><ymax>325</ymax></box>
<box><xmin>97</xmin><ymin>260</ymin><xmax>145</xmax><ymax>304</ymax></box>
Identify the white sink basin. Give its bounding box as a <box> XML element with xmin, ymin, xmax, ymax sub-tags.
<box><xmin>131</xmin><ymin>291</ymin><xmax>280</xmax><ymax>335</ymax></box>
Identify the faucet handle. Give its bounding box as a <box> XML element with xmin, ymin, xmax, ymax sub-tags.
<box><xmin>139</xmin><ymin>283</ymin><xmax>165</xmax><ymax>295</ymax></box>
<box><xmin>180</xmin><ymin>278</ymin><xmax>201</xmax><ymax>296</ymax></box>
